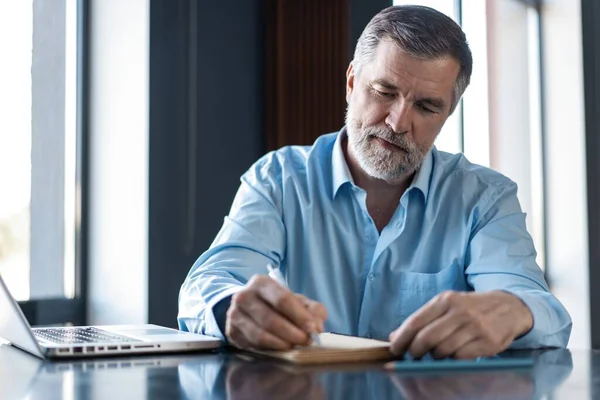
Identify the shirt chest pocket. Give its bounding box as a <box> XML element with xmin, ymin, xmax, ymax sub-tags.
<box><xmin>394</xmin><ymin>264</ymin><xmax>470</xmax><ymax>320</ymax></box>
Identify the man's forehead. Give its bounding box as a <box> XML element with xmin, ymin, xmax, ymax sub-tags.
<box><xmin>365</xmin><ymin>40</ymin><xmax>460</xmax><ymax>93</ymax></box>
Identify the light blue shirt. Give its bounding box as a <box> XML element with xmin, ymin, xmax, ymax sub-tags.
<box><xmin>178</xmin><ymin>129</ymin><xmax>572</xmax><ymax>348</ymax></box>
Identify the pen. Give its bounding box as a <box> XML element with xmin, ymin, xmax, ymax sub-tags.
<box><xmin>266</xmin><ymin>263</ymin><xmax>322</xmax><ymax>346</ymax></box>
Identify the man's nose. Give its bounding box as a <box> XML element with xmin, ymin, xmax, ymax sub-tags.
<box><xmin>384</xmin><ymin>100</ymin><xmax>411</xmax><ymax>134</ymax></box>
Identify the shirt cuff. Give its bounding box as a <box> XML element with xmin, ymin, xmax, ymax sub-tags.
<box><xmin>213</xmin><ymin>295</ymin><xmax>233</xmax><ymax>339</ymax></box>
<box><xmin>203</xmin><ymin>286</ymin><xmax>245</xmax><ymax>340</ymax></box>
<box><xmin>503</xmin><ymin>290</ymin><xmax>562</xmax><ymax>349</ymax></box>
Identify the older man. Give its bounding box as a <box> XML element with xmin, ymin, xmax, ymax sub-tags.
<box><xmin>178</xmin><ymin>5</ymin><xmax>571</xmax><ymax>359</ymax></box>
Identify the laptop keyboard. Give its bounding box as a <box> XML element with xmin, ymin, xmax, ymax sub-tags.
<box><xmin>33</xmin><ymin>327</ymin><xmax>142</xmax><ymax>345</ymax></box>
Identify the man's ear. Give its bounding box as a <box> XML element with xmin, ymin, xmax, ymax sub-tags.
<box><xmin>346</xmin><ymin>63</ymin><xmax>355</xmax><ymax>103</ymax></box>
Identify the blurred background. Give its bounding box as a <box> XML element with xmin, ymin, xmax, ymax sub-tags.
<box><xmin>0</xmin><ymin>0</ymin><xmax>596</xmax><ymax>356</ymax></box>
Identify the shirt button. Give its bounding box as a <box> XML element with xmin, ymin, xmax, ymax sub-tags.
<box><xmin>368</xmin><ymin>273</ymin><xmax>375</xmax><ymax>281</ymax></box>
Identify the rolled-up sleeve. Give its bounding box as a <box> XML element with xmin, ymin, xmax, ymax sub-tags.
<box><xmin>465</xmin><ymin>181</ymin><xmax>572</xmax><ymax>348</ymax></box>
<box><xmin>177</xmin><ymin>154</ymin><xmax>286</xmax><ymax>339</ymax></box>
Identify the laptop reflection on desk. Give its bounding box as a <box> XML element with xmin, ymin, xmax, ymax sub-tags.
<box><xmin>0</xmin><ymin>275</ymin><xmax>221</xmax><ymax>359</ymax></box>
<box><xmin>0</xmin><ymin>343</ymin><xmax>223</xmax><ymax>400</ymax></box>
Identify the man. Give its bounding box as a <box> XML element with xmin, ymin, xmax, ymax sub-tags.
<box><xmin>178</xmin><ymin>5</ymin><xmax>571</xmax><ymax>359</ymax></box>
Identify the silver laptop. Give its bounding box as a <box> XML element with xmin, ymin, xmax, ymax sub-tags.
<box><xmin>0</xmin><ymin>275</ymin><xmax>221</xmax><ymax>359</ymax></box>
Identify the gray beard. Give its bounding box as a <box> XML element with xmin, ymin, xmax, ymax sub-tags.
<box><xmin>345</xmin><ymin>114</ymin><xmax>427</xmax><ymax>182</ymax></box>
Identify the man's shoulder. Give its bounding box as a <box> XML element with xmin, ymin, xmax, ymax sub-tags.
<box><xmin>271</xmin><ymin>132</ymin><xmax>337</xmax><ymax>166</ymax></box>
<box><xmin>244</xmin><ymin>132</ymin><xmax>338</xmax><ymax>184</ymax></box>
<box><xmin>432</xmin><ymin>148</ymin><xmax>515</xmax><ymax>196</ymax></box>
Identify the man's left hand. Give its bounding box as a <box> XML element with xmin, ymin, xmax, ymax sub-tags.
<box><xmin>388</xmin><ymin>291</ymin><xmax>533</xmax><ymax>359</ymax></box>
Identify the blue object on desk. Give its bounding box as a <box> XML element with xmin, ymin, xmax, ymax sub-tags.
<box><xmin>385</xmin><ymin>356</ymin><xmax>535</xmax><ymax>371</ymax></box>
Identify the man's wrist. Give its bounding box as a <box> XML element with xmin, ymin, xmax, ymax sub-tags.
<box><xmin>493</xmin><ymin>290</ymin><xmax>534</xmax><ymax>338</ymax></box>
<box><xmin>511</xmin><ymin>294</ymin><xmax>534</xmax><ymax>338</ymax></box>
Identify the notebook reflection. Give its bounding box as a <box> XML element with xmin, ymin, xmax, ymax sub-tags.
<box><xmin>177</xmin><ymin>349</ymin><xmax>573</xmax><ymax>400</ymax></box>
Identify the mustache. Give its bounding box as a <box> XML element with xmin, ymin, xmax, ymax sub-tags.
<box><xmin>363</xmin><ymin>126</ymin><xmax>412</xmax><ymax>151</ymax></box>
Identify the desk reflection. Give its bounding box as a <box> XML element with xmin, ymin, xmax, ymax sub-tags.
<box><xmin>226</xmin><ymin>360</ymin><xmax>326</xmax><ymax>400</ymax></box>
<box><xmin>178</xmin><ymin>349</ymin><xmax>573</xmax><ymax>400</ymax></box>
<box><xmin>0</xmin><ymin>344</ymin><xmax>574</xmax><ymax>400</ymax></box>
<box><xmin>388</xmin><ymin>350</ymin><xmax>573</xmax><ymax>399</ymax></box>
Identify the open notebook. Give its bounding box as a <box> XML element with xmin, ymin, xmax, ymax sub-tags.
<box><xmin>248</xmin><ymin>332</ymin><xmax>394</xmax><ymax>365</ymax></box>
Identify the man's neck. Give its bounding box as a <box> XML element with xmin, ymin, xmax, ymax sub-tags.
<box><xmin>342</xmin><ymin>138</ymin><xmax>415</xmax><ymax>232</ymax></box>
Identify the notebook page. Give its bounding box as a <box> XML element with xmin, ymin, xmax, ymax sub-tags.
<box><xmin>246</xmin><ymin>332</ymin><xmax>393</xmax><ymax>364</ymax></box>
<box><xmin>315</xmin><ymin>333</ymin><xmax>390</xmax><ymax>349</ymax></box>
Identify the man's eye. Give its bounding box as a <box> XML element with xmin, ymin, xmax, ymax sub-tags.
<box><xmin>374</xmin><ymin>89</ymin><xmax>395</xmax><ymax>98</ymax></box>
<box><xmin>417</xmin><ymin>102</ymin><xmax>435</xmax><ymax>114</ymax></box>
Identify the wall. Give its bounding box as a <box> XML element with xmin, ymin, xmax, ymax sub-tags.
<box><xmin>88</xmin><ymin>0</ymin><xmax>150</xmax><ymax>325</ymax></box>
<box><xmin>147</xmin><ymin>0</ymin><xmax>266</xmax><ymax>327</ymax></box>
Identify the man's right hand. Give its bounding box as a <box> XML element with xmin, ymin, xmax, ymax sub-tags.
<box><xmin>225</xmin><ymin>275</ymin><xmax>328</xmax><ymax>350</ymax></box>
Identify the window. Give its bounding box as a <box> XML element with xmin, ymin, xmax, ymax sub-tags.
<box><xmin>0</xmin><ymin>0</ymin><xmax>86</xmax><ymax>324</ymax></box>
<box><xmin>393</xmin><ymin>0</ymin><xmax>547</xmax><ymax>270</ymax></box>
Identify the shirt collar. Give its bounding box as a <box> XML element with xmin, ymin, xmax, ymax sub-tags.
<box><xmin>409</xmin><ymin>148</ymin><xmax>433</xmax><ymax>203</ymax></box>
<box><xmin>331</xmin><ymin>127</ymin><xmax>354</xmax><ymax>198</ymax></box>
<box><xmin>331</xmin><ymin>126</ymin><xmax>433</xmax><ymax>202</ymax></box>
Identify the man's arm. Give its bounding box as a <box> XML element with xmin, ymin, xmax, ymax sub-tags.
<box><xmin>177</xmin><ymin>155</ymin><xmax>286</xmax><ymax>339</ymax></box>
<box><xmin>465</xmin><ymin>181</ymin><xmax>572</xmax><ymax>348</ymax></box>
<box><xmin>389</xmin><ymin>180</ymin><xmax>571</xmax><ymax>358</ymax></box>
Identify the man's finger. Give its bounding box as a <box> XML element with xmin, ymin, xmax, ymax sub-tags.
<box><xmin>406</xmin><ymin>309</ymin><xmax>471</xmax><ymax>358</ymax></box>
<box><xmin>239</xmin><ymin>295</ymin><xmax>310</xmax><ymax>345</ymax></box>
<box><xmin>453</xmin><ymin>338</ymin><xmax>496</xmax><ymax>359</ymax></box>
<box><xmin>233</xmin><ymin>307</ymin><xmax>292</xmax><ymax>350</ymax></box>
<box><xmin>256</xmin><ymin>279</ymin><xmax>319</xmax><ymax>334</ymax></box>
<box><xmin>295</xmin><ymin>294</ymin><xmax>328</xmax><ymax>331</ymax></box>
<box><xmin>227</xmin><ymin>325</ymin><xmax>252</xmax><ymax>350</ymax></box>
<box><xmin>430</xmin><ymin>323</ymin><xmax>480</xmax><ymax>359</ymax></box>
<box><xmin>389</xmin><ymin>292</ymin><xmax>455</xmax><ymax>355</ymax></box>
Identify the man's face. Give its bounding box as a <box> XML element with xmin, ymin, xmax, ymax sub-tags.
<box><xmin>345</xmin><ymin>40</ymin><xmax>460</xmax><ymax>182</ymax></box>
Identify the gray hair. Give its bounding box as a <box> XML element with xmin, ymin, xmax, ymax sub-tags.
<box><xmin>352</xmin><ymin>5</ymin><xmax>473</xmax><ymax>114</ymax></box>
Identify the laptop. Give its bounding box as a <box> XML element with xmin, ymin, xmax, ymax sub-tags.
<box><xmin>0</xmin><ymin>275</ymin><xmax>221</xmax><ymax>359</ymax></box>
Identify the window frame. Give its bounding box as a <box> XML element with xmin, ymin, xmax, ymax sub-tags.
<box><xmin>16</xmin><ymin>0</ymin><xmax>89</xmax><ymax>327</ymax></box>
<box><xmin>532</xmin><ymin>0</ymin><xmax>550</xmax><ymax>283</ymax></box>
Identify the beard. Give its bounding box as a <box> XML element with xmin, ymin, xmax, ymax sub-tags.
<box><xmin>345</xmin><ymin>104</ymin><xmax>429</xmax><ymax>182</ymax></box>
